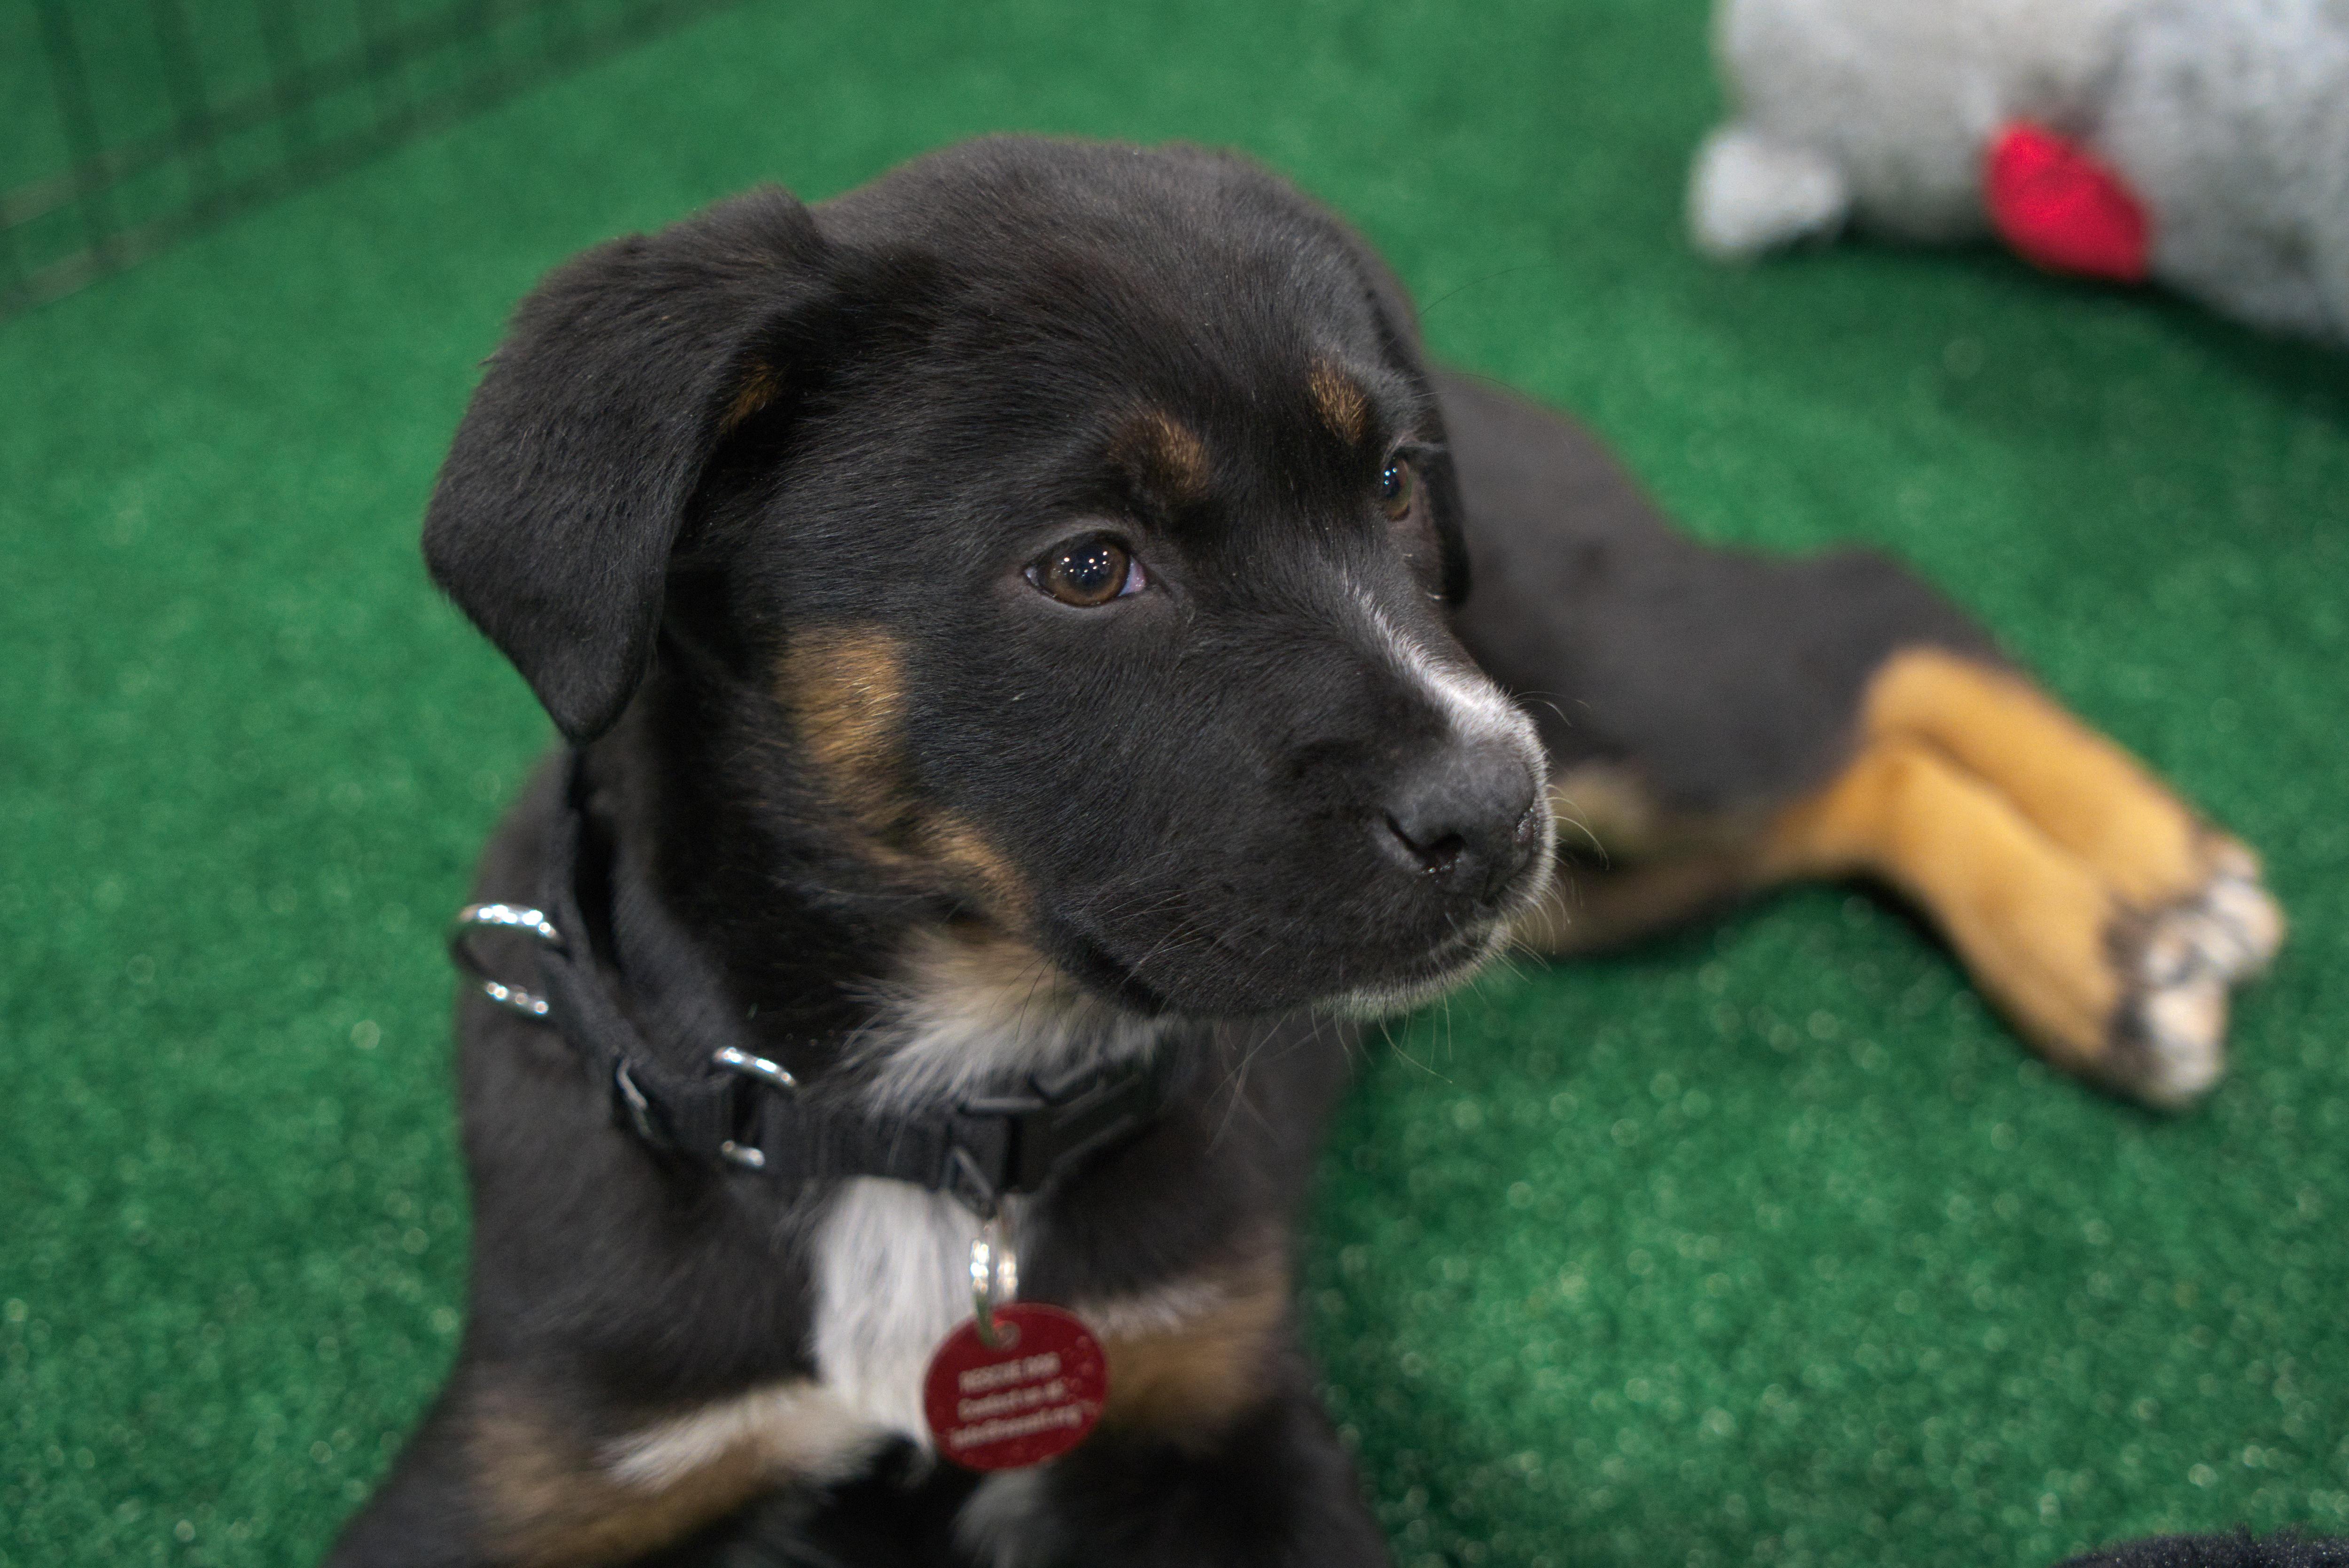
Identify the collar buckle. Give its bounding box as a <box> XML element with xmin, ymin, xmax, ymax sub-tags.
<box><xmin>964</xmin><ymin>1057</ymin><xmax>1162</xmax><ymax>1198</ymax></box>
<box><xmin>473</xmin><ymin>750</ymin><xmax>1175</xmax><ymax>1208</ymax></box>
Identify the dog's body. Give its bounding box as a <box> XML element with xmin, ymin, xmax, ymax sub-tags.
<box><xmin>330</xmin><ymin>138</ymin><xmax>2279</xmax><ymax>1567</ymax></box>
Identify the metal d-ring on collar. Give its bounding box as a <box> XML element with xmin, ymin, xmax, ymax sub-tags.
<box><xmin>448</xmin><ymin>902</ymin><xmax>564</xmax><ymax>1018</ymax></box>
<box><xmin>711</xmin><ymin>1045</ymin><xmax>799</xmax><ymax>1170</ymax></box>
<box><xmin>451</xmin><ymin>905</ymin><xmax>800</xmax><ymax>1172</ymax></box>
<box><xmin>447</xmin><ymin>862</ymin><xmax>848</xmax><ymax>1184</ymax></box>
<box><xmin>439</xmin><ymin>751</ymin><xmax>1177</xmax><ymax>1218</ymax></box>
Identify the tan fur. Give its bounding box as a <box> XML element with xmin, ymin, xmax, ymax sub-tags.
<box><xmin>1543</xmin><ymin>764</ymin><xmax>1769</xmax><ymax>865</ymax></box>
<box><xmin>602</xmin><ymin>1381</ymin><xmax>880</xmax><ymax>1492</ymax></box>
<box><xmin>909</xmin><ymin>919</ymin><xmax>1073</xmax><ymax>1012</ymax></box>
<box><xmin>473</xmin><ymin>1386</ymin><xmax>845</xmax><ymax>1568</ymax></box>
<box><xmin>1092</xmin><ymin>1263</ymin><xmax>1289</xmax><ymax>1447</ymax></box>
<box><xmin>1516</xmin><ymin>650</ymin><xmax>2267</xmax><ymax>1080</ymax></box>
<box><xmin>723</xmin><ymin>361</ymin><xmax>782</xmax><ymax>435</ymax></box>
<box><xmin>780</xmin><ymin>625</ymin><xmax>910</xmax><ymax>838</ymax></box>
<box><xmin>1760</xmin><ymin>737</ymin><xmax>2122</xmax><ymax>1066</ymax></box>
<box><xmin>1110</xmin><ymin>409</ymin><xmax>1211</xmax><ymax>501</ymax></box>
<box><xmin>862</xmin><ymin>917</ymin><xmax>1179</xmax><ymax>1110</ymax></box>
<box><xmin>1307</xmin><ymin>360</ymin><xmax>1369</xmax><ymax>445</ymax></box>
<box><xmin>779</xmin><ymin>629</ymin><xmax>1035</xmax><ymax>924</ymax></box>
<box><xmin>1861</xmin><ymin>648</ymin><xmax>2240</xmax><ymax>905</ymax></box>
<box><xmin>1547</xmin><ymin>765</ymin><xmax>1663</xmax><ymax>860</ymax></box>
<box><xmin>918</xmin><ymin>812</ymin><xmax>1032</xmax><ymax>922</ymax></box>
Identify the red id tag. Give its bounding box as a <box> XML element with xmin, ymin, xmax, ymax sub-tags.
<box><xmin>922</xmin><ymin>1302</ymin><xmax>1107</xmax><ymax>1470</ymax></box>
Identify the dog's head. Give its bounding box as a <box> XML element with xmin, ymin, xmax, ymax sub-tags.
<box><xmin>426</xmin><ymin>138</ymin><xmax>1551</xmax><ymax>1023</ymax></box>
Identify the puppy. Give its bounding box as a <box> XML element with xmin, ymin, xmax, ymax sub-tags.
<box><xmin>329</xmin><ymin>137</ymin><xmax>2279</xmax><ymax>1567</ymax></box>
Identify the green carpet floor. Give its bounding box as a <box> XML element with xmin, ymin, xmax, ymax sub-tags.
<box><xmin>5</xmin><ymin>2</ymin><xmax>2347</xmax><ymax>1564</ymax></box>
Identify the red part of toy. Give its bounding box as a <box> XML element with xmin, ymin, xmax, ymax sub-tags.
<box><xmin>1985</xmin><ymin>122</ymin><xmax>2152</xmax><ymax>283</ymax></box>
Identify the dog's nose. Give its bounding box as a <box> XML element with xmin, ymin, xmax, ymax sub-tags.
<box><xmin>1377</xmin><ymin>742</ymin><xmax>1543</xmax><ymax>902</ymax></box>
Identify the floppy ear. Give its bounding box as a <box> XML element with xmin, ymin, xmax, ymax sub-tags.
<box><xmin>423</xmin><ymin>186</ymin><xmax>832</xmax><ymax>743</ymax></box>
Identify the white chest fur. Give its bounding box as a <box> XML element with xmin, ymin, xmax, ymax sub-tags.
<box><xmin>809</xmin><ymin>1178</ymin><xmax>993</xmax><ymax>1443</ymax></box>
<box><xmin>812</xmin><ymin>923</ymin><xmax>1176</xmax><ymax>1442</ymax></box>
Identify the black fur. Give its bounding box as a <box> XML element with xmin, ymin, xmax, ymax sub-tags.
<box><xmin>1442</xmin><ymin>372</ymin><xmax>1995</xmax><ymax>815</ymax></box>
<box><xmin>425</xmin><ymin>192</ymin><xmax>835</xmax><ymax>744</ymax></box>
<box><xmin>2059</xmin><ymin>1536</ymin><xmax>2349</xmax><ymax>1568</ymax></box>
<box><xmin>335</xmin><ymin>137</ymin><xmax>2010</xmax><ymax>1566</ymax></box>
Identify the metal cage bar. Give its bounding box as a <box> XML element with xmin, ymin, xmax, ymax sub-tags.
<box><xmin>1</xmin><ymin>0</ymin><xmax>743</xmax><ymax>321</ymax></box>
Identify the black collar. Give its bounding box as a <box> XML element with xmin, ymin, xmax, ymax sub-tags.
<box><xmin>454</xmin><ymin>753</ymin><xmax>1177</xmax><ymax>1218</ymax></box>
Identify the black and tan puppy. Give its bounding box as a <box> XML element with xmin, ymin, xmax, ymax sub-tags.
<box><xmin>332</xmin><ymin>138</ymin><xmax>2279</xmax><ymax>1567</ymax></box>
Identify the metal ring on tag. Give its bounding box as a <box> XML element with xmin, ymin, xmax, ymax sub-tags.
<box><xmin>968</xmin><ymin>1214</ymin><xmax>1020</xmax><ymax>1349</ymax></box>
<box><xmin>447</xmin><ymin>903</ymin><xmax>563</xmax><ymax>1018</ymax></box>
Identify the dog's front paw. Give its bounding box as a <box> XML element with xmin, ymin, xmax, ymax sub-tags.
<box><xmin>2106</xmin><ymin>845</ymin><xmax>2285</xmax><ymax>1108</ymax></box>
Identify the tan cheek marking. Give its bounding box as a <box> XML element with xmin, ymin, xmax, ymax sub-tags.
<box><xmin>1095</xmin><ymin>1265</ymin><xmax>1288</xmax><ymax>1448</ymax></box>
<box><xmin>782</xmin><ymin>631</ymin><xmax>1039</xmax><ymax>920</ymax></box>
<box><xmin>918</xmin><ymin>812</ymin><xmax>1034</xmax><ymax>926</ymax></box>
<box><xmin>1759</xmin><ymin>737</ymin><xmax>2121</xmax><ymax>1067</ymax></box>
<box><xmin>1860</xmin><ymin>648</ymin><xmax>2233</xmax><ymax>906</ymax></box>
<box><xmin>912</xmin><ymin>919</ymin><xmax>1071</xmax><ymax>1008</ymax></box>
<box><xmin>1308</xmin><ymin>360</ymin><xmax>1369</xmax><ymax>445</ymax></box>
<box><xmin>779</xmin><ymin>626</ymin><xmax>911</xmax><ymax>841</ymax></box>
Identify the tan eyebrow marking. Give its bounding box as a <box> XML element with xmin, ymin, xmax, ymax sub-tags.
<box><xmin>1109</xmin><ymin>408</ymin><xmax>1211</xmax><ymax>501</ymax></box>
<box><xmin>721</xmin><ymin>360</ymin><xmax>781</xmax><ymax>435</ymax></box>
<box><xmin>1308</xmin><ymin>359</ymin><xmax>1370</xmax><ymax>444</ymax></box>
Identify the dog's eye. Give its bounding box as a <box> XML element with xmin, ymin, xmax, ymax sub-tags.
<box><xmin>1379</xmin><ymin>458</ymin><xmax>1417</xmax><ymax>520</ymax></box>
<box><xmin>1028</xmin><ymin>535</ymin><xmax>1143</xmax><ymax>607</ymax></box>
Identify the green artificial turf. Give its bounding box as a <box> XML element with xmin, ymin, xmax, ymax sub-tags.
<box><xmin>5</xmin><ymin>1</ymin><xmax>2347</xmax><ymax>1564</ymax></box>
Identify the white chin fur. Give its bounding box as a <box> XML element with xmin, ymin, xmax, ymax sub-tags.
<box><xmin>1321</xmin><ymin>925</ymin><xmax>1511</xmax><ymax>1021</ymax></box>
<box><xmin>853</xmin><ymin>925</ymin><xmax>1174</xmax><ymax>1115</ymax></box>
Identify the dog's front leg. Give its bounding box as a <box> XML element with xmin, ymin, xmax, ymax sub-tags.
<box><xmin>952</xmin><ymin>1362</ymin><xmax>1390</xmax><ymax>1568</ymax></box>
<box><xmin>325</xmin><ymin>1357</ymin><xmax>878</xmax><ymax>1568</ymax></box>
<box><xmin>323</xmin><ymin>1372</ymin><xmax>497</xmax><ymax>1568</ymax></box>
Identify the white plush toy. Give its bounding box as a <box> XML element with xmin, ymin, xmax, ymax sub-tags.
<box><xmin>1689</xmin><ymin>0</ymin><xmax>2349</xmax><ymax>344</ymax></box>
